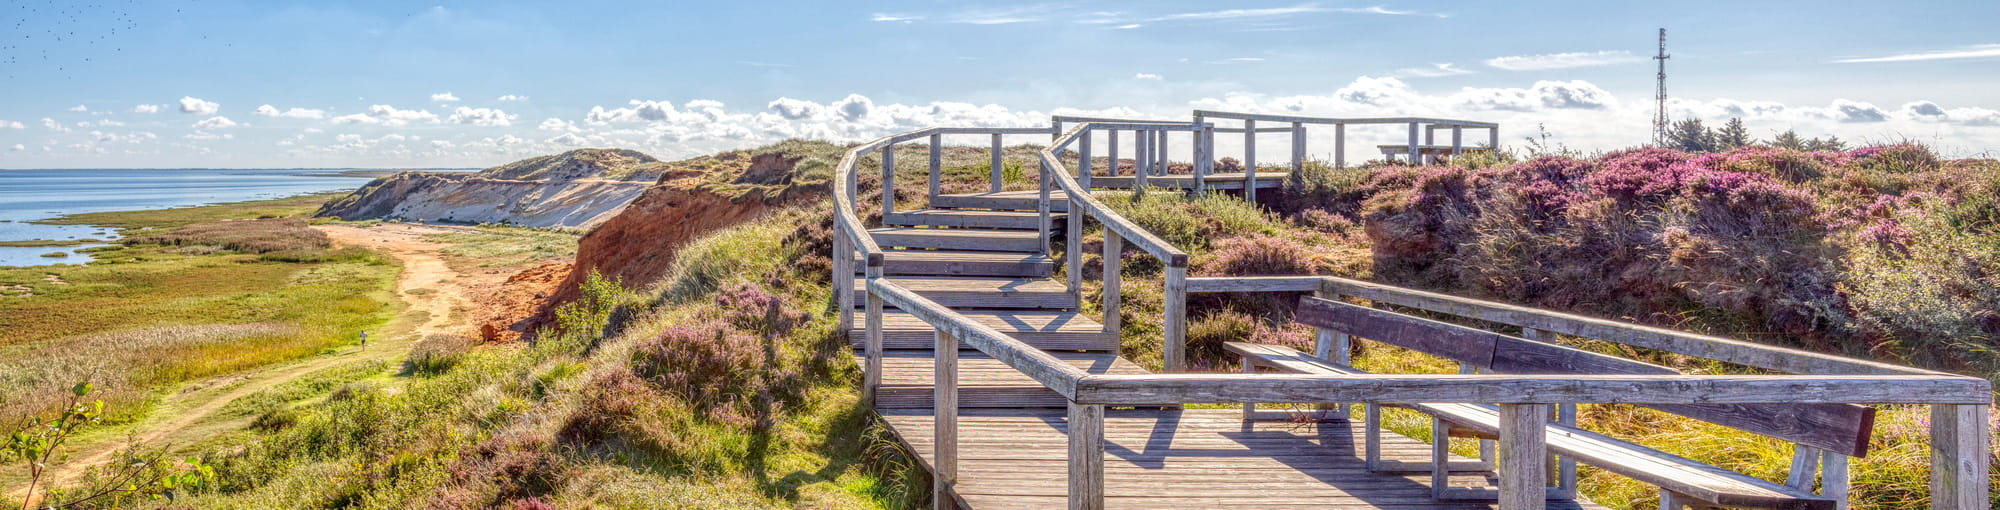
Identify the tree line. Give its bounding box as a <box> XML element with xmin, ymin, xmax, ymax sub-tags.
<box><xmin>1665</xmin><ymin>117</ymin><xmax>1850</xmax><ymax>153</ymax></box>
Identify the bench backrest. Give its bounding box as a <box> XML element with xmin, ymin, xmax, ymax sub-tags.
<box><xmin>1295</xmin><ymin>296</ymin><xmax>1875</xmax><ymax>457</ymax></box>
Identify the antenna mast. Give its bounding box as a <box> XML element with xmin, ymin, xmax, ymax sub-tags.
<box><xmin>1652</xmin><ymin>28</ymin><xmax>1670</xmax><ymax>146</ymax></box>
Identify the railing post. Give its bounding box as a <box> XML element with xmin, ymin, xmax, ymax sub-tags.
<box><xmin>1135</xmin><ymin>129</ymin><xmax>1150</xmax><ymax>189</ymax></box>
<box><xmin>1163</xmin><ymin>264</ymin><xmax>1187</xmax><ymax>373</ymax></box>
<box><xmin>1521</xmin><ymin>327</ymin><xmax>1576</xmax><ymax>497</ymax></box>
<box><xmin>1107</xmin><ymin>130</ymin><xmax>1119</xmax><ymax>177</ymax></box>
<box><xmin>1929</xmin><ymin>403</ymin><xmax>1990</xmax><ymax>509</ymax></box>
<box><xmin>1067</xmin><ymin>401</ymin><xmax>1105</xmax><ymax>510</ymax></box>
<box><xmin>863</xmin><ymin>272</ymin><xmax>884</xmax><ymax>407</ymax></box>
<box><xmin>1312</xmin><ymin>290</ymin><xmax>1350</xmax><ymax>419</ymax></box>
<box><xmin>1066</xmin><ymin>195</ymin><xmax>1082</xmax><ymax>300</ymax></box>
<box><xmin>1078</xmin><ymin>129</ymin><xmax>1093</xmax><ymax>189</ymax></box>
<box><xmin>1038</xmin><ymin>154</ymin><xmax>1054</xmax><ymax>254</ymax></box>
<box><xmin>990</xmin><ymin>133</ymin><xmax>1004</xmax><ymax>193</ymax></box>
<box><xmin>1489</xmin><ymin>127</ymin><xmax>1500</xmax><ymax>153</ymax></box>
<box><xmin>1101</xmin><ymin>229</ymin><xmax>1122</xmax><ymax>334</ymax></box>
<box><xmin>1406</xmin><ymin>121</ymin><xmax>1420</xmax><ymax>165</ymax></box>
<box><xmin>882</xmin><ymin>143</ymin><xmax>897</xmax><ymax>217</ymax></box>
<box><xmin>1290</xmin><ymin>121</ymin><xmax>1305</xmax><ymax>174</ymax></box>
<box><xmin>1451</xmin><ymin>125</ymin><xmax>1465</xmax><ymax>158</ymax></box>
<box><xmin>1786</xmin><ymin>445</ymin><xmax>1822</xmax><ymax>490</ymax></box>
<box><xmin>1820</xmin><ymin>451</ymin><xmax>1850</xmax><ymax>510</ymax></box>
<box><xmin>834</xmin><ymin>229</ymin><xmax>852</xmax><ymax>331</ymax></box>
<box><xmin>1156</xmin><ymin>129</ymin><xmax>1169</xmax><ymax>176</ymax></box>
<box><xmin>1498</xmin><ymin>403</ymin><xmax>1550</xmax><ymax>510</ymax></box>
<box><xmin>934</xmin><ymin>330</ymin><xmax>959</xmax><ymax>510</ymax></box>
<box><xmin>928</xmin><ymin>134</ymin><xmax>942</xmax><ymax>202</ymax></box>
<box><xmin>1243</xmin><ymin>118</ymin><xmax>1256</xmax><ymax>202</ymax></box>
<box><xmin>1193</xmin><ymin>125</ymin><xmax>1211</xmax><ymax>195</ymax></box>
<box><xmin>1334</xmin><ymin>123</ymin><xmax>1347</xmax><ymax>169</ymax></box>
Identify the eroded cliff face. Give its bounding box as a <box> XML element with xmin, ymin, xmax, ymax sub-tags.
<box><xmin>530</xmin><ymin>141</ymin><xmax>844</xmax><ymax>327</ymax></box>
<box><xmin>316</xmin><ymin>149</ymin><xmax>668</xmax><ymax>229</ymax></box>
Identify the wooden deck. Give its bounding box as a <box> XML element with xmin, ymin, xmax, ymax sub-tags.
<box><xmin>882</xmin><ymin>408</ymin><xmax>1603</xmax><ymax>509</ymax></box>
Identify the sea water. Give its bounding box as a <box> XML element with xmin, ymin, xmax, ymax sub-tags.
<box><xmin>0</xmin><ymin>169</ymin><xmax>376</xmax><ymax>266</ymax></box>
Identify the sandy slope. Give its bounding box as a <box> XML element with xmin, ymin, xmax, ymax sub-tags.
<box><xmin>9</xmin><ymin>223</ymin><xmax>498</xmax><ymax>504</ymax></box>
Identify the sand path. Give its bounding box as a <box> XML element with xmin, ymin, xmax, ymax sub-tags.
<box><xmin>10</xmin><ymin>223</ymin><xmax>494</xmax><ymax>503</ymax></box>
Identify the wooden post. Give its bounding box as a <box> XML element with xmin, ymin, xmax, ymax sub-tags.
<box><xmin>1038</xmin><ymin>158</ymin><xmax>1054</xmax><ymax>254</ymax></box>
<box><xmin>882</xmin><ymin>143</ymin><xmax>896</xmax><ymax>216</ymax></box>
<box><xmin>1067</xmin><ymin>401</ymin><xmax>1105</xmax><ymax>510</ymax></box>
<box><xmin>864</xmin><ymin>278</ymin><xmax>884</xmax><ymax>406</ymax></box>
<box><xmin>1489</xmin><ymin>127</ymin><xmax>1499</xmax><ymax>152</ymax></box>
<box><xmin>1406</xmin><ymin>122</ymin><xmax>1420</xmax><ymax>166</ymax></box>
<box><xmin>1364</xmin><ymin>403</ymin><xmax>1383</xmax><ymax>470</ymax></box>
<box><xmin>1052</xmin><ymin>120</ymin><xmax>1063</xmax><ymax>142</ymax></box>
<box><xmin>1243</xmin><ymin>119</ymin><xmax>1257</xmax><ymax>202</ymax></box>
<box><xmin>834</xmin><ymin>231</ymin><xmax>852</xmax><ymax>330</ymax></box>
<box><xmin>1078</xmin><ymin>129</ymin><xmax>1093</xmax><ymax>189</ymax></box>
<box><xmin>1194</xmin><ymin>124</ymin><xmax>1212</xmax><ymax>195</ymax></box>
<box><xmin>934</xmin><ymin>330</ymin><xmax>958</xmax><ymax>510</ymax></box>
<box><xmin>1066</xmin><ymin>196</ymin><xmax>1082</xmax><ymax>299</ymax></box>
<box><xmin>1786</xmin><ymin>445</ymin><xmax>1822</xmax><ymax>490</ymax></box>
<box><xmin>1107</xmin><ymin>130</ymin><xmax>1119</xmax><ymax>176</ymax></box>
<box><xmin>1334</xmin><ymin>123</ymin><xmax>1346</xmax><ymax>169</ymax></box>
<box><xmin>1290</xmin><ymin>122</ymin><xmax>1305</xmax><ymax>174</ymax></box>
<box><xmin>1521</xmin><ymin>327</ymin><xmax>1575</xmax><ymax>497</ymax></box>
<box><xmin>1313</xmin><ymin>290</ymin><xmax>1350</xmax><ymax>419</ymax></box>
<box><xmin>1499</xmin><ymin>403</ymin><xmax>1551</xmax><ymax>510</ymax></box>
<box><xmin>1157</xmin><ymin>129</ymin><xmax>1169</xmax><ymax>177</ymax></box>
<box><xmin>928</xmin><ymin>134</ymin><xmax>942</xmax><ymax>202</ymax></box>
<box><xmin>990</xmin><ymin>133</ymin><xmax>1004</xmax><ymax>193</ymax></box>
<box><xmin>1929</xmin><ymin>404</ymin><xmax>1990</xmax><ymax>509</ymax></box>
<box><xmin>1451</xmin><ymin>126</ymin><xmax>1465</xmax><ymax>158</ymax></box>
<box><xmin>1163</xmin><ymin>265</ymin><xmax>1187</xmax><ymax>373</ymax></box>
<box><xmin>1821</xmin><ymin>451</ymin><xmax>1850</xmax><ymax>510</ymax></box>
<box><xmin>1101</xmin><ymin>229</ymin><xmax>1122</xmax><ymax>334</ymax></box>
<box><xmin>1135</xmin><ymin>130</ymin><xmax>1150</xmax><ymax>189</ymax></box>
<box><xmin>1241</xmin><ymin>356</ymin><xmax>1259</xmax><ymax>420</ymax></box>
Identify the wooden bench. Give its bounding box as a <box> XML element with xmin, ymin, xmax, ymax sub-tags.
<box><xmin>1219</xmin><ymin>295</ymin><xmax>1867</xmax><ymax>510</ymax></box>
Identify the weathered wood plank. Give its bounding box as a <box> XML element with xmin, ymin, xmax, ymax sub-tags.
<box><xmin>1070</xmin><ymin>373</ymin><xmax>1990</xmax><ymax>406</ymax></box>
<box><xmin>1929</xmin><ymin>404</ymin><xmax>1990</xmax><ymax>509</ymax></box>
<box><xmin>1192</xmin><ymin>109</ymin><xmax>1500</xmax><ymax>128</ymax></box>
<box><xmin>853</xmin><ymin>276</ymin><xmax>1075</xmax><ymax>310</ymax></box>
<box><xmin>1102</xmin><ymin>229</ymin><xmax>1123</xmax><ymax>334</ymax></box>
<box><xmin>1498</xmin><ymin>404</ymin><xmax>1550</xmax><ymax>510</ymax></box>
<box><xmin>886</xmin><ymin>209</ymin><xmax>1060</xmax><ymax>230</ymax></box>
<box><xmin>869</xmin><ymin>250</ymin><xmax>1054</xmax><ymax>278</ymax></box>
<box><xmin>1163</xmin><ymin>266</ymin><xmax>1187</xmax><ymax>373</ymax></box>
<box><xmin>935</xmin><ymin>331</ymin><xmax>959</xmax><ymax>509</ymax></box>
<box><xmin>932</xmin><ymin>190</ymin><xmax>1072</xmax><ymax>212</ymax></box>
<box><xmin>849</xmin><ymin>310</ymin><xmax>1116</xmax><ymax>351</ymax></box>
<box><xmin>868</xmin><ymin>279</ymin><xmax>1086</xmax><ymax>398</ymax></box>
<box><xmin>869</xmin><ymin>227</ymin><xmax>1043</xmax><ymax>252</ymax></box>
<box><xmin>1068</xmin><ymin>401</ymin><xmax>1104</xmax><ymax>510</ymax></box>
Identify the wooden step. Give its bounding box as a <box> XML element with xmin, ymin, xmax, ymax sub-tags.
<box><xmin>884</xmin><ymin>209</ymin><xmax>1061</xmax><ymax>230</ymax></box>
<box><xmin>849</xmin><ymin>310</ymin><xmax>1119</xmax><ymax>351</ymax></box>
<box><xmin>868</xmin><ymin>227</ymin><xmax>1041</xmax><ymax>252</ymax></box>
<box><xmin>931</xmin><ymin>190</ymin><xmax>1069</xmax><ymax>212</ymax></box>
<box><xmin>858</xmin><ymin>251</ymin><xmax>1054</xmax><ymax>277</ymax></box>
<box><xmin>852</xmin><ymin>276</ymin><xmax>1074</xmax><ymax>309</ymax></box>
<box><xmin>871</xmin><ymin>349</ymin><xmax>1150</xmax><ymax>408</ymax></box>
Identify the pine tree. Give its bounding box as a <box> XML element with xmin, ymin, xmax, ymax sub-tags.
<box><xmin>1811</xmin><ymin>135</ymin><xmax>1848</xmax><ymax>152</ymax></box>
<box><xmin>1715</xmin><ymin>118</ymin><xmax>1752</xmax><ymax>149</ymax></box>
<box><xmin>1668</xmin><ymin>118</ymin><xmax>1716</xmax><ymax>153</ymax></box>
<box><xmin>1772</xmin><ymin>130</ymin><xmax>1807</xmax><ymax>150</ymax></box>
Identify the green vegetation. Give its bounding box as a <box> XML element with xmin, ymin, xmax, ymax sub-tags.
<box><xmin>0</xmin><ymin>239</ymin><xmax>102</xmax><ymax>247</ymax></box>
<box><xmin>424</xmin><ymin>224</ymin><xmax>579</xmax><ymax>269</ymax></box>
<box><xmin>39</xmin><ymin>191</ymin><xmax>349</xmax><ymax>235</ymax></box>
<box><xmin>0</xmin><ymin>194</ymin><xmax>398</xmax><ymax>426</ymax></box>
<box><xmin>163</xmin><ymin>206</ymin><xmax>920</xmax><ymax>508</ymax></box>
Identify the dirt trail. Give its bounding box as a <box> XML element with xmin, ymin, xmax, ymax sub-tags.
<box><xmin>11</xmin><ymin>223</ymin><xmax>496</xmax><ymax>503</ymax></box>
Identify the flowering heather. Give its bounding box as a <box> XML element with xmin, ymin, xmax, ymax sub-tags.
<box><xmin>1196</xmin><ymin>235</ymin><xmax>1318</xmax><ymax>277</ymax></box>
<box><xmin>629</xmin><ymin>319</ymin><xmax>776</xmax><ymax>425</ymax></box>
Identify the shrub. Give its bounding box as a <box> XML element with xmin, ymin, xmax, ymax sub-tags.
<box><xmin>629</xmin><ymin>319</ymin><xmax>775</xmax><ymax>425</ymax></box>
<box><xmin>405</xmin><ymin>334</ymin><xmax>476</xmax><ymax>375</ymax></box>
<box><xmin>1196</xmin><ymin>235</ymin><xmax>1318</xmax><ymax>277</ymax></box>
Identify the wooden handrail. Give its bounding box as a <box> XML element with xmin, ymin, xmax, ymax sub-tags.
<box><xmin>1193</xmin><ymin>109</ymin><xmax>1501</xmax><ymax>129</ymax></box>
<box><xmin>1068</xmin><ymin>373</ymin><xmax>1991</xmax><ymax>406</ymax></box>
<box><xmin>868</xmin><ymin>278</ymin><xmax>1088</xmax><ymax>397</ymax></box>
<box><xmin>1037</xmin><ymin>123</ymin><xmax>1192</xmax><ymax>267</ymax></box>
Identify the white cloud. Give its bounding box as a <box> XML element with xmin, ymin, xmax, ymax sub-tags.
<box><xmin>1833</xmin><ymin>44</ymin><xmax>2000</xmax><ymax>63</ymax></box>
<box><xmin>431</xmin><ymin>92</ymin><xmax>461</xmax><ymax>103</ymax></box>
<box><xmin>1485</xmin><ymin>50</ymin><xmax>1642</xmax><ymax>71</ymax></box>
<box><xmin>330</xmin><ymin>105</ymin><xmax>440</xmax><ymax>126</ymax></box>
<box><xmin>871</xmin><ymin>13</ymin><xmax>921</xmax><ymax>22</ymax></box>
<box><xmin>67</xmin><ymin>105</ymin><xmax>88</xmax><ymax>112</ymax></box>
<box><xmin>1153</xmin><ymin>5</ymin><xmax>1329</xmax><ymax>21</ymax></box>
<box><xmin>1330</xmin><ymin>6</ymin><xmax>1445</xmax><ymax>17</ymax></box>
<box><xmin>538</xmin><ymin>117</ymin><xmax>580</xmax><ymax>132</ymax></box>
<box><xmin>177</xmin><ymin>96</ymin><xmax>221</xmax><ymax>115</ymax></box>
<box><xmin>1207</xmin><ymin>57</ymin><xmax>1265</xmax><ymax>64</ymax></box>
<box><xmin>1394</xmin><ymin>62</ymin><xmax>1474</xmax><ymax>78</ymax></box>
<box><xmin>446</xmin><ymin>106</ymin><xmax>517</xmax><ymax>126</ymax></box>
<box><xmin>40</xmin><ymin>118</ymin><xmax>70</xmax><ymax>133</ymax></box>
<box><xmin>192</xmin><ymin>116</ymin><xmax>240</xmax><ymax>129</ymax></box>
<box><xmin>93</xmin><ymin>119</ymin><xmax>124</xmax><ymax>127</ymax></box>
<box><xmin>547</xmin><ymin>133</ymin><xmax>589</xmax><ymax>146</ymax></box>
<box><xmin>1450</xmin><ymin>80</ymin><xmax>1614</xmax><ymax>111</ymax></box>
<box><xmin>184</xmin><ymin>131</ymin><xmax>234</xmax><ymax>141</ymax></box>
<box><xmin>1134</xmin><ymin>73</ymin><xmax>1164</xmax><ymax>80</ymax></box>
<box><xmin>254</xmin><ymin>104</ymin><xmax>328</xmax><ymax>119</ymax></box>
<box><xmin>497</xmin><ymin>94</ymin><xmax>529</xmax><ymax>102</ymax></box>
<box><xmin>132</xmin><ymin>104</ymin><xmax>161</xmax><ymax>114</ymax></box>
<box><xmin>1823</xmin><ymin>99</ymin><xmax>1888</xmax><ymax>123</ymax></box>
<box><xmin>0</xmin><ymin>120</ymin><xmax>23</xmax><ymax>129</ymax></box>
<box><xmin>1114</xmin><ymin>24</ymin><xmax>1143</xmax><ymax>29</ymax></box>
<box><xmin>9</xmin><ymin>144</ymin><xmax>22</xmax><ymax>152</ymax></box>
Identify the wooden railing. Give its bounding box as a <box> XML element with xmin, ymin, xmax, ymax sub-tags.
<box><xmin>1038</xmin><ymin>121</ymin><xmax>1201</xmax><ymax>372</ymax></box>
<box><xmin>831</xmin><ymin>125</ymin><xmax>1057</xmax><ymax>403</ymax></box>
<box><xmin>1194</xmin><ymin>110</ymin><xmax>1500</xmax><ymax>172</ymax></box>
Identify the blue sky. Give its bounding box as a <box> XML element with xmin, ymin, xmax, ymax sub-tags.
<box><xmin>3</xmin><ymin>1</ymin><xmax>1998</xmax><ymax>168</ymax></box>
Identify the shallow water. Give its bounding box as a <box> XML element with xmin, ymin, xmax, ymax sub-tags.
<box><xmin>0</xmin><ymin>169</ymin><xmax>376</xmax><ymax>267</ymax></box>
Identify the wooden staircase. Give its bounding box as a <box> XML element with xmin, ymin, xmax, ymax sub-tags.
<box><xmin>854</xmin><ymin>190</ymin><xmax>1147</xmax><ymax>409</ymax></box>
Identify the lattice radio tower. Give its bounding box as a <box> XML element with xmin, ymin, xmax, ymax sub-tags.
<box><xmin>1652</xmin><ymin>28</ymin><xmax>1670</xmax><ymax>146</ymax></box>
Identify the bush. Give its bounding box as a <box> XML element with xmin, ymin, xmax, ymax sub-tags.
<box><xmin>405</xmin><ymin>334</ymin><xmax>476</xmax><ymax>375</ymax></box>
<box><xmin>628</xmin><ymin>319</ymin><xmax>777</xmax><ymax>425</ymax></box>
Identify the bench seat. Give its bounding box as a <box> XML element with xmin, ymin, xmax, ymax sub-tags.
<box><xmin>1223</xmin><ymin>341</ymin><xmax>1839</xmax><ymax>510</ymax></box>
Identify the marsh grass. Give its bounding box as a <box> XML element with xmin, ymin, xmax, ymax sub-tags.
<box><xmin>424</xmin><ymin>225</ymin><xmax>579</xmax><ymax>269</ymax></box>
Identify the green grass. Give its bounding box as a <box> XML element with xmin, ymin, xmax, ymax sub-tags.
<box><xmin>0</xmin><ymin>193</ymin><xmax>400</xmax><ymax>425</ymax></box>
<box><xmin>38</xmin><ymin>191</ymin><xmax>348</xmax><ymax>235</ymax></box>
<box><xmin>423</xmin><ymin>224</ymin><xmax>579</xmax><ymax>269</ymax></box>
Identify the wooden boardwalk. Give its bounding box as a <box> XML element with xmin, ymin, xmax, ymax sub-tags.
<box><xmin>884</xmin><ymin>408</ymin><xmax>1601</xmax><ymax>509</ymax></box>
